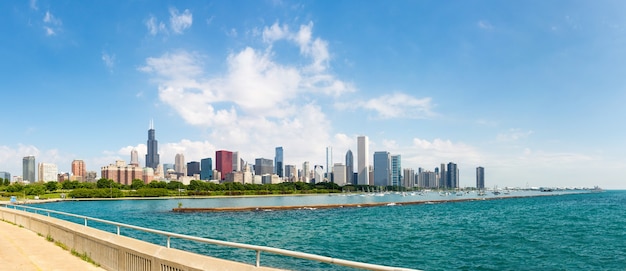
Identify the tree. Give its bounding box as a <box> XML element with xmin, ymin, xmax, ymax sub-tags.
<box><xmin>131</xmin><ymin>179</ymin><xmax>145</xmax><ymax>190</ymax></box>
<box><xmin>147</xmin><ymin>181</ymin><xmax>167</xmax><ymax>189</ymax></box>
<box><xmin>166</xmin><ymin>181</ymin><xmax>184</xmax><ymax>190</ymax></box>
<box><xmin>61</xmin><ymin>180</ymin><xmax>80</xmax><ymax>190</ymax></box>
<box><xmin>96</xmin><ymin>178</ymin><xmax>114</xmax><ymax>189</ymax></box>
<box><xmin>6</xmin><ymin>183</ymin><xmax>24</xmax><ymax>193</ymax></box>
<box><xmin>45</xmin><ymin>181</ymin><xmax>58</xmax><ymax>192</ymax></box>
<box><xmin>24</xmin><ymin>183</ymin><xmax>46</xmax><ymax>195</ymax></box>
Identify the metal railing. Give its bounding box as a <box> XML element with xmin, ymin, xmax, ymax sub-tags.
<box><xmin>1</xmin><ymin>203</ymin><xmax>420</xmax><ymax>271</ymax></box>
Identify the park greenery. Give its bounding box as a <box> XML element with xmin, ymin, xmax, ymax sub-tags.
<box><xmin>0</xmin><ymin>177</ymin><xmax>390</xmax><ymax>200</ymax></box>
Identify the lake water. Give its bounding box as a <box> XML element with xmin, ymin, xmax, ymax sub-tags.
<box><xmin>28</xmin><ymin>190</ymin><xmax>626</xmax><ymax>270</ymax></box>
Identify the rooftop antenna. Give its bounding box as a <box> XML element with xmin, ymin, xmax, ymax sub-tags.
<box><xmin>150</xmin><ymin>119</ymin><xmax>154</xmax><ymax>130</ymax></box>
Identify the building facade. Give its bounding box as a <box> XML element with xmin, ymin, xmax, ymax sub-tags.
<box><xmin>22</xmin><ymin>156</ymin><xmax>36</xmax><ymax>183</ymax></box>
<box><xmin>373</xmin><ymin>151</ymin><xmax>391</xmax><ymax>187</ymax></box>
<box><xmin>101</xmin><ymin>160</ymin><xmax>146</xmax><ymax>185</ymax></box>
<box><xmin>187</xmin><ymin>161</ymin><xmax>200</xmax><ymax>177</ymax></box>
<box><xmin>200</xmin><ymin>158</ymin><xmax>213</xmax><ymax>180</ymax></box>
<box><xmin>130</xmin><ymin>149</ymin><xmax>139</xmax><ymax>166</ymax></box>
<box><xmin>284</xmin><ymin>165</ymin><xmax>297</xmax><ymax>182</ymax></box>
<box><xmin>255</xmin><ymin>158</ymin><xmax>274</xmax><ymax>176</ymax></box>
<box><xmin>145</xmin><ymin>121</ymin><xmax>160</xmax><ymax>170</ymax></box>
<box><xmin>476</xmin><ymin>166</ymin><xmax>485</xmax><ymax>189</ymax></box>
<box><xmin>38</xmin><ymin>163</ymin><xmax>58</xmax><ymax>182</ymax></box>
<box><xmin>447</xmin><ymin>162</ymin><xmax>459</xmax><ymax>189</ymax></box>
<box><xmin>357</xmin><ymin>136</ymin><xmax>369</xmax><ymax>185</ymax></box>
<box><xmin>345</xmin><ymin>150</ymin><xmax>354</xmax><ymax>185</ymax></box>
<box><xmin>391</xmin><ymin>155</ymin><xmax>402</xmax><ymax>187</ymax></box>
<box><xmin>332</xmin><ymin>163</ymin><xmax>347</xmax><ymax>186</ymax></box>
<box><xmin>216</xmin><ymin>150</ymin><xmax>233</xmax><ymax>180</ymax></box>
<box><xmin>274</xmin><ymin>147</ymin><xmax>283</xmax><ymax>177</ymax></box>
<box><xmin>71</xmin><ymin>160</ymin><xmax>86</xmax><ymax>181</ymax></box>
<box><xmin>403</xmin><ymin>168</ymin><xmax>415</xmax><ymax>188</ymax></box>
<box><xmin>175</xmin><ymin>153</ymin><xmax>186</xmax><ymax>174</ymax></box>
<box><xmin>302</xmin><ymin>161</ymin><xmax>310</xmax><ymax>183</ymax></box>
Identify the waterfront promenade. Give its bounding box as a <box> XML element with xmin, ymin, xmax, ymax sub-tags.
<box><xmin>0</xmin><ymin>218</ymin><xmax>106</xmax><ymax>271</ymax></box>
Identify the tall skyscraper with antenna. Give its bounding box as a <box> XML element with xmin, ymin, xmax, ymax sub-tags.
<box><xmin>145</xmin><ymin>120</ymin><xmax>160</xmax><ymax>170</ymax></box>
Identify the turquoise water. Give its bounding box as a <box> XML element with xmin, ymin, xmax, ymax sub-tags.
<box><xmin>29</xmin><ymin>191</ymin><xmax>626</xmax><ymax>270</ymax></box>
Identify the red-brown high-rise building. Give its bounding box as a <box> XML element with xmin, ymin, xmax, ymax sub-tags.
<box><xmin>71</xmin><ymin>160</ymin><xmax>86</xmax><ymax>182</ymax></box>
<box><xmin>215</xmin><ymin>150</ymin><xmax>233</xmax><ymax>180</ymax></box>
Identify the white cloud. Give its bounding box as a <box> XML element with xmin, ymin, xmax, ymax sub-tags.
<box><xmin>101</xmin><ymin>52</ymin><xmax>115</xmax><ymax>70</ymax></box>
<box><xmin>140</xmin><ymin>22</ymin><xmax>352</xmax><ymax>166</ymax></box>
<box><xmin>337</xmin><ymin>93</ymin><xmax>435</xmax><ymax>119</ymax></box>
<box><xmin>496</xmin><ymin>128</ymin><xmax>533</xmax><ymax>142</ymax></box>
<box><xmin>42</xmin><ymin>11</ymin><xmax>62</xmax><ymax>36</ymax></box>
<box><xmin>169</xmin><ymin>8</ymin><xmax>193</xmax><ymax>34</ymax></box>
<box><xmin>44</xmin><ymin>26</ymin><xmax>55</xmax><ymax>36</ymax></box>
<box><xmin>262</xmin><ymin>22</ymin><xmax>331</xmax><ymax>74</ymax></box>
<box><xmin>477</xmin><ymin>20</ymin><xmax>493</xmax><ymax>30</ymax></box>
<box><xmin>145</xmin><ymin>15</ymin><xmax>167</xmax><ymax>36</ymax></box>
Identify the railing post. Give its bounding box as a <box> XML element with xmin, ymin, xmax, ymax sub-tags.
<box><xmin>47</xmin><ymin>212</ymin><xmax>50</xmax><ymax>217</ymax></box>
<box><xmin>167</xmin><ymin>236</ymin><xmax>171</xmax><ymax>248</ymax></box>
<box><xmin>256</xmin><ymin>250</ymin><xmax>261</xmax><ymax>267</ymax></box>
<box><xmin>117</xmin><ymin>226</ymin><xmax>120</xmax><ymax>235</ymax></box>
<box><xmin>84</xmin><ymin>218</ymin><xmax>88</xmax><ymax>226</ymax></box>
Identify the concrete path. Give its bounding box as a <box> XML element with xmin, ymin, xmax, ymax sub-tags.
<box><xmin>0</xmin><ymin>219</ymin><xmax>106</xmax><ymax>271</ymax></box>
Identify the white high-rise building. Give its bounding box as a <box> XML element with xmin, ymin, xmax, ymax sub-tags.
<box><xmin>325</xmin><ymin>146</ymin><xmax>332</xmax><ymax>176</ymax></box>
<box><xmin>357</xmin><ymin>136</ymin><xmax>369</xmax><ymax>185</ymax></box>
<box><xmin>38</xmin><ymin>163</ymin><xmax>58</xmax><ymax>182</ymax></box>
<box><xmin>175</xmin><ymin>153</ymin><xmax>186</xmax><ymax>174</ymax></box>
<box><xmin>130</xmin><ymin>148</ymin><xmax>139</xmax><ymax>166</ymax></box>
<box><xmin>332</xmin><ymin>163</ymin><xmax>347</xmax><ymax>186</ymax></box>
<box><xmin>232</xmin><ymin>151</ymin><xmax>241</xmax><ymax>172</ymax></box>
<box><xmin>302</xmin><ymin>161</ymin><xmax>310</xmax><ymax>183</ymax></box>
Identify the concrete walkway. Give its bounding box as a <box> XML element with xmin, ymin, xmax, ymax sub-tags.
<box><xmin>0</xmin><ymin>219</ymin><xmax>106</xmax><ymax>271</ymax></box>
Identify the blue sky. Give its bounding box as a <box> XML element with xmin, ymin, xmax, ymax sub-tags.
<box><xmin>1</xmin><ymin>0</ymin><xmax>625</xmax><ymax>188</ymax></box>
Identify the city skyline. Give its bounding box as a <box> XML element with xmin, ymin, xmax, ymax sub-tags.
<box><xmin>1</xmin><ymin>1</ymin><xmax>625</xmax><ymax>189</ymax></box>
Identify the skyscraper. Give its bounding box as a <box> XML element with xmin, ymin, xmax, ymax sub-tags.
<box><xmin>313</xmin><ymin>165</ymin><xmax>324</xmax><ymax>184</ymax></box>
<box><xmin>145</xmin><ymin>120</ymin><xmax>160</xmax><ymax>170</ymax></box>
<box><xmin>302</xmin><ymin>161</ymin><xmax>310</xmax><ymax>183</ymax></box>
<box><xmin>391</xmin><ymin>155</ymin><xmax>402</xmax><ymax>187</ymax></box>
<box><xmin>255</xmin><ymin>158</ymin><xmax>274</xmax><ymax>176</ymax></box>
<box><xmin>22</xmin><ymin>156</ymin><xmax>36</xmax><ymax>183</ymax></box>
<box><xmin>345</xmin><ymin>150</ymin><xmax>354</xmax><ymax>185</ymax></box>
<box><xmin>187</xmin><ymin>161</ymin><xmax>200</xmax><ymax>177</ymax></box>
<box><xmin>200</xmin><ymin>158</ymin><xmax>213</xmax><ymax>180</ymax></box>
<box><xmin>440</xmin><ymin>163</ymin><xmax>447</xmax><ymax>189</ymax></box>
<box><xmin>38</xmin><ymin>163</ymin><xmax>58</xmax><ymax>182</ymax></box>
<box><xmin>275</xmin><ymin>147</ymin><xmax>283</xmax><ymax>177</ymax></box>
<box><xmin>215</xmin><ymin>150</ymin><xmax>233</xmax><ymax>180</ymax></box>
<box><xmin>403</xmin><ymin>168</ymin><xmax>415</xmax><ymax>188</ymax></box>
<box><xmin>333</xmin><ymin>163</ymin><xmax>347</xmax><ymax>186</ymax></box>
<box><xmin>71</xmin><ymin>160</ymin><xmax>86</xmax><ymax>181</ymax></box>
<box><xmin>285</xmin><ymin>165</ymin><xmax>296</xmax><ymax>182</ymax></box>
<box><xmin>357</xmin><ymin>136</ymin><xmax>369</xmax><ymax>185</ymax></box>
<box><xmin>175</xmin><ymin>153</ymin><xmax>185</xmax><ymax>174</ymax></box>
<box><xmin>373</xmin><ymin>151</ymin><xmax>391</xmax><ymax>187</ymax></box>
<box><xmin>232</xmin><ymin>151</ymin><xmax>241</xmax><ymax>172</ymax></box>
<box><xmin>130</xmin><ymin>149</ymin><xmax>139</xmax><ymax>166</ymax></box>
<box><xmin>447</xmin><ymin>162</ymin><xmax>459</xmax><ymax>189</ymax></box>
<box><xmin>476</xmin><ymin>166</ymin><xmax>485</xmax><ymax>189</ymax></box>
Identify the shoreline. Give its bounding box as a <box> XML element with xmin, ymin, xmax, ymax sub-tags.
<box><xmin>1</xmin><ymin>189</ymin><xmax>600</xmax><ymax>207</ymax></box>
<box><xmin>171</xmin><ymin>192</ymin><xmax>576</xmax><ymax>213</ymax></box>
